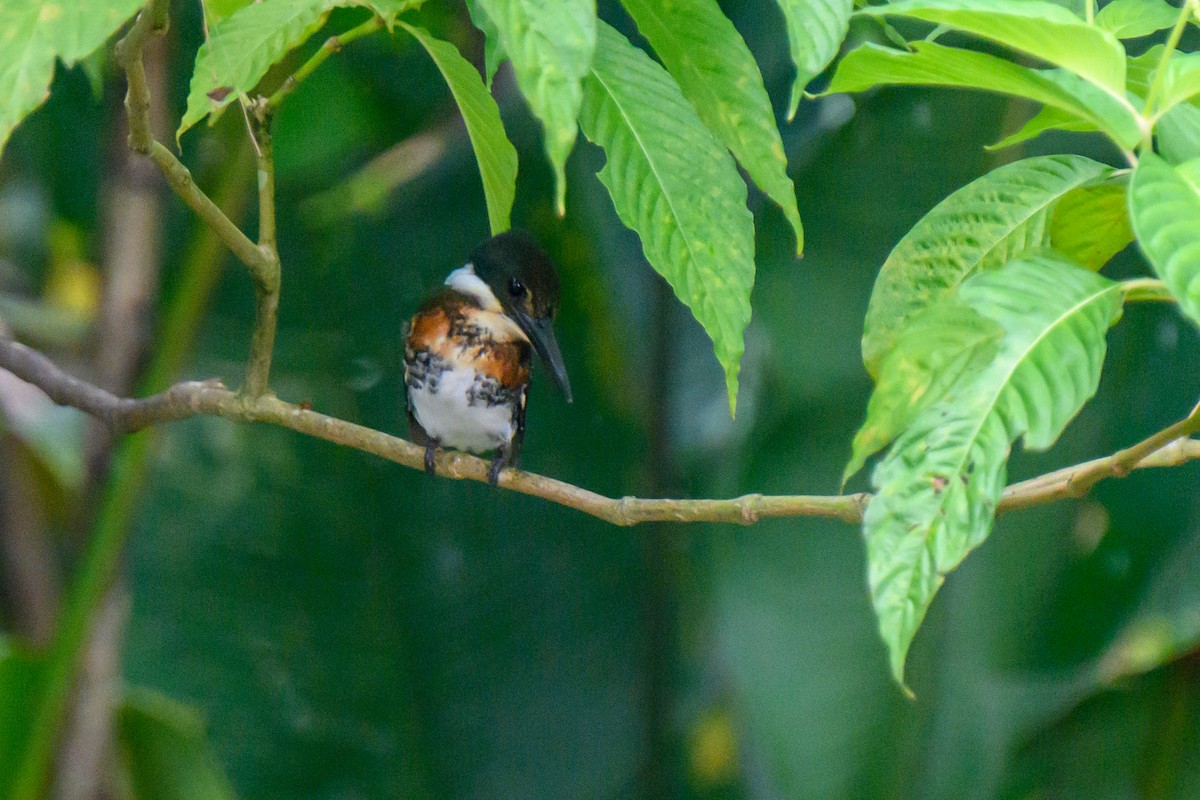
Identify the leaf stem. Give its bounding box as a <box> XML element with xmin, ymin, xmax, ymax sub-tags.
<box><xmin>267</xmin><ymin>15</ymin><xmax>385</xmax><ymax>111</ymax></box>
<box><xmin>1085</xmin><ymin>0</ymin><xmax>1095</xmax><ymax>24</ymax></box>
<box><xmin>1143</xmin><ymin>0</ymin><xmax>1197</xmax><ymax>119</ymax></box>
<box><xmin>1121</xmin><ymin>277</ymin><xmax>1175</xmax><ymax>303</ymax></box>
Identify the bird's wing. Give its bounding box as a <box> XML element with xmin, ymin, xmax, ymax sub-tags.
<box><xmin>509</xmin><ymin>382</ymin><xmax>527</xmax><ymax>466</ymax></box>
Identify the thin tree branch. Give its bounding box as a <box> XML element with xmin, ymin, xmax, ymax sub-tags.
<box><xmin>144</xmin><ymin>140</ymin><xmax>268</xmax><ymax>272</ymax></box>
<box><xmin>267</xmin><ymin>15</ymin><xmax>385</xmax><ymax>110</ymax></box>
<box><xmin>114</xmin><ymin>0</ymin><xmax>278</xmax><ymax>398</ymax></box>
<box><xmin>4</xmin><ymin>336</ymin><xmax>1199</xmax><ymax>529</ymax></box>
<box><xmin>0</xmin><ymin>339</ymin><xmax>219</xmax><ymax>431</ymax></box>
<box><xmin>111</xmin><ymin>0</ymin><xmax>166</xmax><ymax>153</ymax></box>
<box><xmin>998</xmin><ymin>404</ymin><xmax>1200</xmax><ymax>512</ymax></box>
<box><xmin>244</xmin><ymin>99</ymin><xmax>281</xmax><ymax>398</ymax></box>
<box><xmin>114</xmin><ymin>0</ymin><xmax>264</xmax><ymax>272</ymax></box>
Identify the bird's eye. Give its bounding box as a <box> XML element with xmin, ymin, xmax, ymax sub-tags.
<box><xmin>508</xmin><ymin>278</ymin><xmax>526</xmax><ymax>298</ymax></box>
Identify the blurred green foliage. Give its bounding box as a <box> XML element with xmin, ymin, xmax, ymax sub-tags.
<box><xmin>1</xmin><ymin>1</ymin><xmax>1199</xmax><ymax>798</ymax></box>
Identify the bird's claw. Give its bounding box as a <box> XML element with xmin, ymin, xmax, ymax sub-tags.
<box><xmin>487</xmin><ymin>447</ymin><xmax>515</xmax><ymax>486</ymax></box>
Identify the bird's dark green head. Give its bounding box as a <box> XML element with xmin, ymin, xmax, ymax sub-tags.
<box><xmin>470</xmin><ymin>230</ymin><xmax>561</xmax><ymax>320</ymax></box>
<box><xmin>470</xmin><ymin>230</ymin><xmax>572</xmax><ymax>402</ymax></box>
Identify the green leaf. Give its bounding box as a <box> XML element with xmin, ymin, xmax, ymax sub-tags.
<box><xmin>1095</xmin><ymin>0</ymin><xmax>1180</xmax><ymax>39</ymax></box>
<box><xmin>179</xmin><ymin>0</ymin><xmax>412</xmax><ymax>140</ymax></box>
<box><xmin>396</xmin><ymin>22</ymin><xmax>517</xmax><ymax>235</ymax></box>
<box><xmin>1106</xmin><ymin>47</ymin><xmax>1200</xmax><ymax>138</ymax></box>
<box><xmin>1154</xmin><ymin>52</ymin><xmax>1200</xmax><ymax>119</ymax></box>
<box><xmin>866</xmin><ymin>257</ymin><xmax>1123</xmax><ymax>686</ymax></box>
<box><xmin>181</xmin><ymin>0</ymin><xmax>332</xmax><ymax>138</ymax></box>
<box><xmin>358</xmin><ymin>0</ymin><xmax>425</xmax><ymax>22</ymax></box>
<box><xmin>861</xmin><ymin>154</ymin><xmax>1112</xmax><ymax>374</ymax></box>
<box><xmin>1050</xmin><ymin>181</ymin><xmax>1134</xmax><ymax>270</ymax></box>
<box><xmin>579</xmin><ymin>22</ymin><xmax>755</xmax><ymax>414</ymax></box>
<box><xmin>858</xmin><ymin>0</ymin><xmax>1127</xmax><ymax>93</ymax></box>
<box><xmin>30</xmin><ymin>0</ymin><xmax>148</xmax><ymax>63</ymax></box>
<box><xmin>868</xmin><ymin>409</ymin><xmax>1010</xmax><ymax>692</ymax></box>
<box><xmin>620</xmin><ymin>0</ymin><xmax>803</xmax><ymax>254</ymax></box>
<box><xmin>1129</xmin><ymin>153</ymin><xmax>1200</xmax><ymax>326</ymax></box>
<box><xmin>0</xmin><ymin>0</ymin><xmax>145</xmax><ymax>157</ymax></box>
<box><xmin>201</xmin><ymin>0</ymin><xmax>254</xmax><ymax>25</ymax></box>
<box><xmin>987</xmin><ymin>104</ymin><xmax>1097</xmax><ymax>150</ymax></box>
<box><xmin>1126</xmin><ymin>44</ymin><xmax>1163</xmax><ymax>97</ymax></box>
<box><xmin>1045</xmin><ymin>0</ymin><xmax>1087</xmax><ymax>15</ymax></box>
<box><xmin>773</xmin><ymin>0</ymin><xmax>854</xmax><ymax>119</ymax></box>
<box><xmin>1128</xmin><ymin>48</ymin><xmax>1200</xmax><ymax>142</ymax></box>
<box><xmin>823</xmin><ymin>42</ymin><xmax>1143</xmax><ymax>149</ymax></box>
<box><xmin>116</xmin><ymin>688</ymin><xmax>237</xmax><ymax>800</ymax></box>
<box><xmin>464</xmin><ymin>0</ymin><xmax>506</xmax><ymax>88</ymax></box>
<box><xmin>473</xmin><ymin>0</ymin><xmax>596</xmax><ymax>214</ymax></box>
<box><xmin>0</xmin><ymin>642</ymin><xmax>42</xmax><ymax>800</ymax></box>
<box><xmin>844</xmin><ymin>301</ymin><xmax>1002</xmax><ymax>483</ymax></box>
<box><xmin>1157</xmin><ymin>102</ymin><xmax>1200</xmax><ymax>163</ymax></box>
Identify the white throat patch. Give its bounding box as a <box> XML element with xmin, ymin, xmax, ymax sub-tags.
<box><xmin>445</xmin><ymin>263</ymin><xmax>502</xmax><ymax>312</ymax></box>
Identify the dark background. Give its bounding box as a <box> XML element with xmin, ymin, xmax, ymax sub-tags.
<box><xmin>2</xmin><ymin>1</ymin><xmax>1199</xmax><ymax>798</ymax></box>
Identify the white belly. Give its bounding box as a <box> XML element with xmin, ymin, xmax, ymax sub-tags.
<box><xmin>409</xmin><ymin>365</ymin><xmax>514</xmax><ymax>453</ymax></box>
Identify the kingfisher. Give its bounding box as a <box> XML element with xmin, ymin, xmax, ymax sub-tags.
<box><xmin>403</xmin><ymin>230</ymin><xmax>572</xmax><ymax>485</ymax></box>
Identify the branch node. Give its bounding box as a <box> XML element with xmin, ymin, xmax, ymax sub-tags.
<box><xmin>738</xmin><ymin>494</ymin><xmax>763</xmax><ymax>524</ymax></box>
<box><xmin>616</xmin><ymin>496</ymin><xmax>637</xmax><ymax>526</ymax></box>
<box><xmin>848</xmin><ymin>492</ymin><xmax>870</xmax><ymax>521</ymax></box>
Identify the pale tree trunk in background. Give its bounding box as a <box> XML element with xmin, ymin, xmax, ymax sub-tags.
<box><xmin>0</xmin><ymin>435</ymin><xmax>59</xmax><ymax>647</ymax></box>
<box><xmin>52</xmin><ymin>33</ymin><xmax>169</xmax><ymax>800</ymax></box>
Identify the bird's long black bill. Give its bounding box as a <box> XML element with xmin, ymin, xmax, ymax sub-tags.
<box><xmin>521</xmin><ymin>316</ymin><xmax>572</xmax><ymax>403</ymax></box>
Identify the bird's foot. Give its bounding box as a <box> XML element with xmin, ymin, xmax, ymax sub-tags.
<box><xmin>424</xmin><ymin>441</ymin><xmax>439</xmax><ymax>475</ymax></box>
<box><xmin>487</xmin><ymin>447</ymin><xmax>516</xmax><ymax>486</ymax></box>
<box><xmin>487</xmin><ymin>456</ymin><xmax>503</xmax><ymax>486</ymax></box>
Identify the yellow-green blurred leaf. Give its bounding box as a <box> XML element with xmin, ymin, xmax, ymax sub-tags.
<box><xmin>0</xmin><ymin>0</ymin><xmax>145</xmax><ymax>157</ymax></box>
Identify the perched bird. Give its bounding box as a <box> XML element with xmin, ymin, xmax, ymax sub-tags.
<box><xmin>403</xmin><ymin>231</ymin><xmax>572</xmax><ymax>485</ymax></box>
